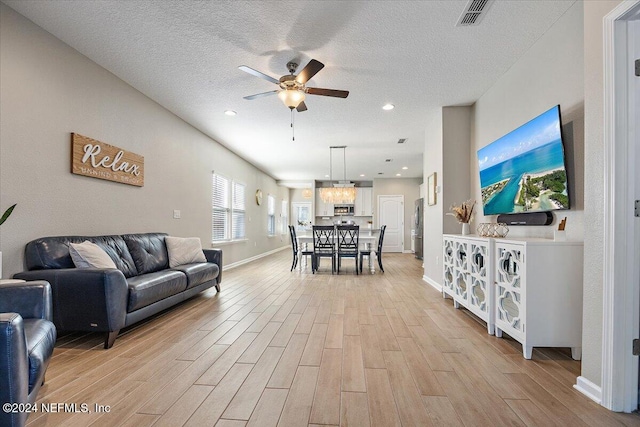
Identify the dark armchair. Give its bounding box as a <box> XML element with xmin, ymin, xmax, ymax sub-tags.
<box><xmin>0</xmin><ymin>280</ymin><xmax>57</xmax><ymax>427</ymax></box>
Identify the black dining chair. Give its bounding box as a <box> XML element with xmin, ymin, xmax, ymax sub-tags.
<box><xmin>336</xmin><ymin>224</ymin><xmax>360</xmax><ymax>274</ymax></box>
<box><xmin>360</xmin><ymin>225</ymin><xmax>386</xmax><ymax>273</ymax></box>
<box><xmin>312</xmin><ymin>225</ymin><xmax>336</xmax><ymax>274</ymax></box>
<box><xmin>289</xmin><ymin>225</ymin><xmax>313</xmax><ymax>271</ymax></box>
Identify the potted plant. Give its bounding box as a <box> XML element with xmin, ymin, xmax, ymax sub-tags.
<box><xmin>0</xmin><ymin>204</ymin><xmax>16</xmax><ymax>278</ymax></box>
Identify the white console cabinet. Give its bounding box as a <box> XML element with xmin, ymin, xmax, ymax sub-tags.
<box><xmin>493</xmin><ymin>238</ymin><xmax>583</xmax><ymax>360</ymax></box>
<box><xmin>442</xmin><ymin>235</ymin><xmax>583</xmax><ymax>359</ymax></box>
<box><xmin>443</xmin><ymin>235</ymin><xmax>494</xmax><ymax>335</ymax></box>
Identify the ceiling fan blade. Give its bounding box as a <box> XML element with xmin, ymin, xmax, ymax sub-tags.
<box><xmin>243</xmin><ymin>90</ymin><xmax>278</xmax><ymax>100</ymax></box>
<box><xmin>295</xmin><ymin>59</ymin><xmax>324</xmax><ymax>84</ymax></box>
<box><xmin>306</xmin><ymin>87</ymin><xmax>349</xmax><ymax>98</ymax></box>
<box><xmin>238</xmin><ymin>65</ymin><xmax>280</xmax><ymax>85</ymax></box>
<box><xmin>296</xmin><ymin>101</ymin><xmax>308</xmax><ymax>112</ymax></box>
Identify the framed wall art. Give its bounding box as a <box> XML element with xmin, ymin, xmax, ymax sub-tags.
<box><xmin>427</xmin><ymin>172</ymin><xmax>437</xmax><ymax>206</ymax></box>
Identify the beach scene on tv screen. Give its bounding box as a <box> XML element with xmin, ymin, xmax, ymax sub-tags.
<box><xmin>478</xmin><ymin>106</ymin><xmax>569</xmax><ymax>215</ymax></box>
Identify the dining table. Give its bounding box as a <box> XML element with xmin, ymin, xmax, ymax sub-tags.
<box><xmin>296</xmin><ymin>228</ymin><xmax>380</xmax><ymax>273</ymax></box>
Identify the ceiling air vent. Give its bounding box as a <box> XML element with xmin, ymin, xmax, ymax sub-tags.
<box><xmin>397</xmin><ymin>138</ymin><xmax>407</xmax><ymax>144</ymax></box>
<box><xmin>456</xmin><ymin>0</ymin><xmax>494</xmax><ymax>27</ymax></box>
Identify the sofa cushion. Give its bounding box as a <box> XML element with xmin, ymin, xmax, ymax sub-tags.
<box><xmin>123</xmin><ymin>233</ymin><xmax>169</xmax><ymax>275</ymax></box>
<box><xmin>165</xmin><ymin>237</ymin><xmax>207</xmax><ymax>268</ymax></box>
<box><xmin>170</xmin><ymin>263</ymin><xmax>219</xmax><ymax>289</ymax></box>
<box><xmin>23</xmin><ymin>318</ymin><xmax>56</xmax><ymax>393</ymax></box>
<box><xmin>69</xmin><ymin>241</ymin><xmax>118</xmax><ymax>269</ymax></box>
<box><xmin>126</xmin><ymin>270</ymin><xmax>187</xmax><ymax>312</ymax></box>
<box><xmin>23</xmin><ymin>235</ymin><xmax>139</xmax><ymax>278</ymax></box>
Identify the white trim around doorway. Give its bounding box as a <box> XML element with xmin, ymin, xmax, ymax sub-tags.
<box><xmin>596</xmin><ymin>0</ymin><xmax>640</xmax><ymax>413</ymax></box>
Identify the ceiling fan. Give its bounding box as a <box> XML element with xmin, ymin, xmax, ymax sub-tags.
<box><xmin>239</xmin><ymin>59</ymin><xmax>349</xmax><ymax>112</ymax></box>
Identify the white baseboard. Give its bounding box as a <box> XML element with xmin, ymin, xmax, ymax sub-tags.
<box><xmin>223</xmin><ymin>246</ymin><xmax>289</xmax><ymax>271</ymax></box>
<box><xmin>574</xmin><ymin>376</ymin><xmax>602</xmax><ymax>405</ymax></box>
<box><xmin>403</xmin><ymin>250</ymin><xmax>413</xmax><ymax>254</ymax></box>
<box><xmin>422</xmin><ymin>275</ymin><xmax>442</xmax><ymax>292</ymax></box>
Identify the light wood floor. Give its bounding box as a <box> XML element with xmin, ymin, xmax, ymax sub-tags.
<box><xmin>28</xmin><ymin>251</ymin><xmax>640</xmax><ymax>427</ymax></box>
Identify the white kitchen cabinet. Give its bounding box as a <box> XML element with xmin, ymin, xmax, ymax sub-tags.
<box><xmin>315</xmin><ymin>190</ymin><xmax>333</xmax><ymax>217</ymax></box>
<box><xmin>493</xmin><ymin>238</ymin><xmax>583</xmax><ymax>360</ymax></box>
<box><xmin>354</xmin><ymin>187</ymin><xmax>373</xmax><ymax>216</ymax></box>
<box><xmin>443</xmin><ymin>235</ymin><xmax>494</xmax><ymax>334</ymax></box>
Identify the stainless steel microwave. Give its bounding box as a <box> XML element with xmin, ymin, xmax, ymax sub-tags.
<box><xmin>334</xmin><ymin>205</ymin><xmax>355</xmax><ymax>216</ymax></box>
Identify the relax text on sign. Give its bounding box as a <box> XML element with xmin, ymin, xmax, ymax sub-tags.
<box><xmin>71</xmin><ymin>133</ymin><xmax>144</xmax><ymax>187</ymax></box>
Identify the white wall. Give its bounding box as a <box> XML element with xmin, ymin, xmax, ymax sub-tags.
<box><xmin>422</xmin><ymin>109</ymin><xmax>443</xmax><ymax>283</ymax></box>
<box><xmin>472</xmin><ymin>2</ymin><xmax>584</xmax><ymax>241</ymax></box>
<box><xmin>582</xmin><ymin>0</ymin><xmax>623</xmax><ymax>388</ymax></box>
<box><xmin>373</xmin><ymin>178</ymin><xmax>422</xmax><ymax>251</ymax></box>
<box><xmin>0</xmin><ymin>4</ymin><xmax>289</xmax><ymax>277</ymax></box>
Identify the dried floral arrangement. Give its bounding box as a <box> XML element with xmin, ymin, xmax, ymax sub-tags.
<box><xmin>447</xmin><ymin>200</ymin><xmax>475</xmax><ymax>224</ymax></box>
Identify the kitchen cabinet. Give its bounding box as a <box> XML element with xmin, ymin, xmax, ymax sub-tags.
<box><xmin>354</xmin><ymin>188</ymin><xmax>373</xmax><ymax>216</ymax></box>
<box><xmin>315</xmin><ymin>190</ymin><xmax>333</xmax><ymax>217</ymax></box>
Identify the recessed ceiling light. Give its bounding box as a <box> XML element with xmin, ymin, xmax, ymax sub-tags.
<box><xmin>325</xmin><ymin>174</ymin><xmax>330</xmax><ymax>178</ymax></box>
<box><xmin>402</xmin><ymin>166</ymin><xmax>408</xmax><ymax>170</ymax></box>
<box><xmin>396</xmin><ymin>173</ymin><xmax>401</xmax><ymax>177</ymax></box>
<box><xmin>224</xmin><ymin>110</ymin><xmax>237</xmax><ymax>116</ymax></box>
<box><xmin>382</xmin><ymin>104</ymin><xmax>395</xmax><ymax>111</ymax></box>
<box><xmin>360</xmin><ymin>174</ymin><xmax>365</xmax><ymax>177</ymax></box>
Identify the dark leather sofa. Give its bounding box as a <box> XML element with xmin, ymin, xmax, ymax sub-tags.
<box><xmin>14</xmin><ymin>233</ymin><xmax>222</xmax><ymax>349</ymax></box>
<box><xmin>0</xmin><ymin>280</ymin><xmax>56</xmax><ymax>427</ymax></box>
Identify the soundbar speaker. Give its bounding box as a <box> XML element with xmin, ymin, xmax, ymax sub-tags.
<box><xmin>496</xmin><ymin>211</ymin><xmax>554</xmax><ymax>226</ymax></box>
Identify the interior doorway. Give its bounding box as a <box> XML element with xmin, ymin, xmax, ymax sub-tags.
<box><xmin>378</xmin><ymin>195</ymin><xmax>404</xmax><ymax>252</ymax></box>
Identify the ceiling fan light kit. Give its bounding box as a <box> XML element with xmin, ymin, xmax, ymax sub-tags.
<box><xmin>278</xmin><ymin>89</ymin><xmax>306</xmax><ymax>109</ymax></box>
<box><xmin>319</xmin><ymin>146</ymin><xmax>356</xmax><ymax>205</ymax></box>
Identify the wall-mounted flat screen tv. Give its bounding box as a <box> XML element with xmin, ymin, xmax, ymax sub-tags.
<box><xmin>477</xmin><ymin>105</ymin><xmax>569</xmax><ymax>216</ymax></box>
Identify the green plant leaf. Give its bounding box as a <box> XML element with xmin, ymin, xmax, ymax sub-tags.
<box><xmin>0</xmin><ymin>204</ymin><xmax>16</xmax><ymax>226</ymax></box>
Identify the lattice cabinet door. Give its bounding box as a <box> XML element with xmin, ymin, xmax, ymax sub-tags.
<box><xmin>452</xmin><ymin>239</ymin><xmax>469</xmax><ymax>307</ymax></box>
<box><xmin>494</xmin><ymin>243</ymin><xmax>525</xmax><ymax>343</ymax></box>
<box><xmin>467</xmin><ymin>240</ymin><xmax>494</xmax><ymax>334</ymax></box>
<box><xmin>442</xmin><ymin>237</ymin><xmax>455</xmax><ymax>297</ymax></box>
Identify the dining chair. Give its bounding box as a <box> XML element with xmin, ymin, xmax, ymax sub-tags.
<box><xmin>312</xmin><ymin>225</ymin><xmax>336</xmax><ymax>274</ymax></box>
<box><xmin>289</xmin><ymin>226</ymin><xmax>313</xmax><ymax>271</ymax></box>
<box><xmin>336</xmin><ymin>224</ymin><xmax>360</xmax><ymax>274</ymax></box>
<box><xmin>360</xmin><ymin>225</ymin><xmax>386</xmax><ymax>273</ymax></box>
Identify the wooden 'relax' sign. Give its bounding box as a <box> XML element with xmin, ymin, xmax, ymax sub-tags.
<box><xmin>71</xmin><ymin>133</ymin><xmax>144</xmax><ymax>187</ymax></box>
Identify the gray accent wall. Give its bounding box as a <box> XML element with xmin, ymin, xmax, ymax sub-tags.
<box><xmin>0</xmin><ymin>4</ymin><xmax>289</xmax><ymax>277</ymax></box>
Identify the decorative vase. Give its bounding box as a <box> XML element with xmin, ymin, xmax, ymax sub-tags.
<box><xmin>461</xmin><ymin>223</ymin><xmax>470</xmax><ymax>235</ymax></box>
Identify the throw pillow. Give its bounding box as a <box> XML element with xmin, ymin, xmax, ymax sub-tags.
<box><xmin>165</xmin><ymin>236</ymin><xmax>207</xmax><ymax>268</ymax></box>
<box><xmin>69</xmin><ymin>241</ymin><xmax>117</xmax><ymax>269</ymax></box>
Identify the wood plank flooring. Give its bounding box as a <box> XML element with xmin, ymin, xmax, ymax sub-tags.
<box><xmin>28</xmin><ymin>251</ymin><xmax>640</xmax><ymax>426</ymax></box>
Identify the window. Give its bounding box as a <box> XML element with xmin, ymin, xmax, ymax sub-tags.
<box><xmin>281</xmin><ymin>200</ymin><xmax>288</xmax><ymax>234</ymax></box>
<box><xmin>267</xmin><ymin>194</ymin><xmax>276</xmax><ymax>236</ymax></box>
<box><xmin>212</xmin><ymin>173</ymin><xmax>245</xmax><ymax>242</ymax></box>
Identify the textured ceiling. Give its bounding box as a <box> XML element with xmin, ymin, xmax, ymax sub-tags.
<box><xmin>3</xmin><ymin>0</ymin><xmax>576</xmax><ymax>182</ymax></box>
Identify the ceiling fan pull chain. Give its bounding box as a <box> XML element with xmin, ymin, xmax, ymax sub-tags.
<box><xmin>291</xmin><ymin>109</ymin><xmax>295</xmax><ymax>142</ymax></box>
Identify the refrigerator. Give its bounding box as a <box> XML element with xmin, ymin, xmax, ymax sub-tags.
<box><xmin>414</xmin><ymin>198</ymin><xmax>424</xmax><ymax>260</ymax></box>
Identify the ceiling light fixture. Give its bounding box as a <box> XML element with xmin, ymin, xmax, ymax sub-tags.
<box><xmin>396</xmin><ymin>173</ymin><xmax>401</xmax><ymax>177</ymax></box>
<box><xmin>301</xmin><ymin>188</ymin><xmax>313</xmax><ymax>199</ymax></box>
<box><xmin>277</xmin><ymin>89</ymin><xmax>306</xmax><ymax>109</ymax></box>
<box><xmin>382</xmin><ymin>103</ymin><xmax>395</xmax><ymax>110</ymax></box>
<box><xmin>402</xmin><ymin>166</ymin><xmax>408</xmax><ymax>170</ymax></box>
<box><xmin>319</xmin><ymin>146</ymin><xmax>356</xmax><ymax>204</ymax></box>
<box><xmin>360</xmin><ymin>174</ymin><xmax>365</xmax><ymax>177</ymax></box>
<box><xmin>224</xmin><ymin>110</ymin><xmax>237</xmax><ymax>116</ymax></box>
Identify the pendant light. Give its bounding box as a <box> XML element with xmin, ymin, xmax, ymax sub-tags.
<box><xmin>319</xmin><ymin>146</ymin><xmax>356</xmax><ymax>204</ymax></box>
